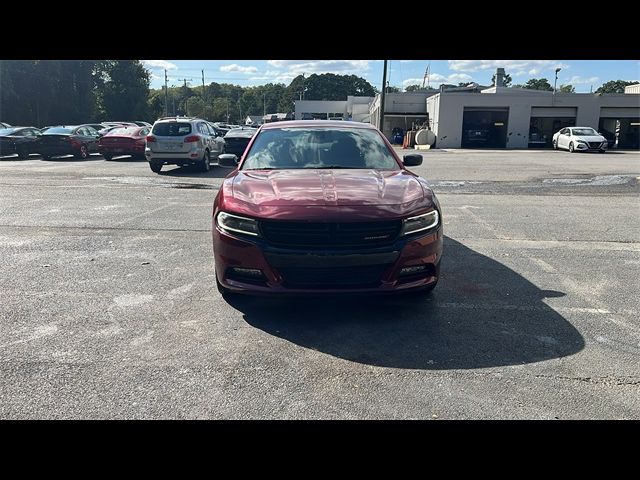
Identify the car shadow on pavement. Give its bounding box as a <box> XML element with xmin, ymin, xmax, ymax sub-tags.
<box><xmin>229</xmin><ymin>236</ymin><xmax>585</xmax><ymax>370</ymax></box>
<box><xmin>159</xmin><ymin>164</ymin><xmax>232</xmax><ymax>179</ymax></box>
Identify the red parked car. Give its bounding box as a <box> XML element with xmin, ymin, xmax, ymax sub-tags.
<box><xmin>213</xmin><ymin>120</ymin><xmax>443</xmax><ymax>297</ymax></box>
<box><xmin>97</xmin><ymin>126</ymin><xmax>150</xmax><ymax>160</ymax></box>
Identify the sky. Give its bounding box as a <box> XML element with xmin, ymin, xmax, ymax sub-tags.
<box><xmin>142</xmin><ymin>60</ymin><xmax>639</xmax><ymax>93</ymax></box>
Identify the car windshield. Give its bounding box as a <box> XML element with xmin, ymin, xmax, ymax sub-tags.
<box><xmin>572</xmin><ymin>128</ymin><xmax>597</xmax><ymax>136</ymax></box>
<box><xmin>44</xmin><ymin>127</ymin><xmax>74</xmax><ymax>134</ymax></box>
<box><xmin>0</xmin><ymin>128</ymin><xmax>19</xmax><ymax>135</ymax></box>
<box><xmin>152</xmin><ymin>122</ymin><xmax>191</xmax><ymax>136</ymax></box>
<box><xmin>241</xmin><ymin>127</ymin><xmax>400</xmax><ymax>170</ymax></box>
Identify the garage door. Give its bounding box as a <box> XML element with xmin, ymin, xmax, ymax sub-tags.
<box><xmin>600</xmin><ymin>107</ymin><xmax>640</xmax><ymax>118</ymax></box>
<box><xmin>531</xmin><ymin>107</ymin><xmax>577</xmax><ymax>117</ymax></box>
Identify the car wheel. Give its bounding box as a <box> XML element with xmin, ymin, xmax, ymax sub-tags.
<box><xmin>568</xmin><ymin>142</ymin><xmax>574</xmax><ymax>153</ymax></box>
<box><xmin>552</xmin><ymin>140</ymin><xmax>558</xmax><ymax>150</ymax></box>
<box><xmin>75</xmin><ymin>144</ymin><xmax>89</xmax><ymax>159</ymax></box>
<box><xmin>149</xmin><ymin>161</ymin><xmax>163</xmax><ymax>173</ymax></box>
<box><xmin>599</xmin><ymin>149</ymin><xmax>606</xmax><ymax>154</ymax></box>
<box><xmin>199</xmin><ymin>150</ymin><xmax>211</xmax><ymax>172</ymax></box>
<box><xmin>41</xmin><ymin>154</ymin><xmax>52</xmax><ymax>160</ymax></box>
<box><xmin>103</xmin><ymin>154</ymin><xmax>113</xmax><ymax>161</ymax></box>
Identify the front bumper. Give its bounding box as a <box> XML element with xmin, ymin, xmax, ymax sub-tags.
<box><xmin>213</xmin><ymin>223</ymin><xmax>443</xmax><ymax>295</ymax></box>
<box><xmin>575</xmin><ymin>141</ymin><xmax>607</xmax><ymax>151</ymax></box>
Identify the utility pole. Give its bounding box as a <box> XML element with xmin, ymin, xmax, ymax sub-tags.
<box><xmin>176</xmin><ymin>78</ymin><xmax>192</xmax><ymax>116</ymax></box>
<box><xmin>202</xmin><ymin>70</ymin><xmax>206</xmax><ymax>119</ymax></box>
<box><xmin>164</xmin><ymin>69</ymin><xmax>169</xmax><ymax>116</ymax></box>
<box><xmin>379</xmin><ymin>60</ymin><xmax>388</xmax><ymax>134</ymax></box>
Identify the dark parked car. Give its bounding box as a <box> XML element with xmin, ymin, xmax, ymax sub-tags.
<box><xmin>0</xmin><ymin>127</ymin><xmax>42</xmax><ymax>158</ymax></box>
<box><xmin>0</xmin><ymin>122</ymin><xmax>12</xmax><ymax>129</ymax></box>
<box><xmin>223</xmin><ymin>127</ymin><xmax>257</xmax><ymax>157</ymax></box>
<box><xmin>98</xmin><ymin>126</ymin><xmax>149</xmax><ymax>160</ymax></box>
<box><xmin>38</xmin><ymin>125</ymin><xmax>100</xmax><ymax>159</ymax></box>
<box><xmin>213</xmin><ymin>120</ymin><xmax>443</xmax><ymax>297</ymax></box>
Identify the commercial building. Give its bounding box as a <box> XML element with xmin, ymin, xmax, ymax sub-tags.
<box><xmin>426</xmin><ymin>84</ymin><xmax>640</xmax><ymax>149</ymax></box>
<box><xmin>294</xmin><ymin>96</ymin><xmax>374</xmax><ymax>122</ymax></box>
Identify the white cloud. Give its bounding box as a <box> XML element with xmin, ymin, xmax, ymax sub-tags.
<box><xmin>566</xmin><ymin>75</ymin><xmax>599</xmax><ymax>85</ymax></box>
<box><xmin>402</xmin><ymin>73</ymin><xmax>473</xmax><ymax>88</ymax></box>
<box><xmin>267</xmin><ymin>60</ymin><xmax>371</xmax><ymax>74</ymax></box>
<box><xmin>399</xmin><ymin>60</ymin><xmax>414</xmax><ymax>63</ymax></box>
<box><xmin>142</xmin><ymin>60</ymin><xmax>177</xmax><ymax>70</ymax></box>
<box><xmin>449</xmin><ymin>60</ymin><xmax>568</xmax><ymax>73</ymax></box>
<box><xmin>220</xmin><ymin>64</ymin><xmax>258</xmax><ymax>74</ymax></box>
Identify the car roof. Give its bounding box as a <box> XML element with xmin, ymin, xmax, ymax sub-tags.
<box><xmin>261</xmin><ymin>120</ymin><xmax>377</xmax><ymax>130</ymax></box>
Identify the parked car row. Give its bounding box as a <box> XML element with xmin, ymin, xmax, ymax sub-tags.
<box><xmin>0</xmin><ymin>118</ymin><xmax>261</xmax><ymax>170</ymax></box>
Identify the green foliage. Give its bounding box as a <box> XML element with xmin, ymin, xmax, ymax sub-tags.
<box><xmin>491</xmin><ymin>73</ymin><xmax>512</xmax><ymax>87</ymax></box>
<box><xmin>521</xmin><ymin>78</ymin><xmax>553</xmax><ymax>91</ymax></box>
<box><xmin>0</xmin><ymin>63</ymin><xmax>377</xmax><ymax>126</ymax></box>
<box><xmin>558</xmin><ymin>84</ymin><xmax>575</xmax><ymax>93</ymax></box>
<box><xmin>595</xmin><ymin>80</ymin><xmax>636</xmax><ymax>94</ymax></box>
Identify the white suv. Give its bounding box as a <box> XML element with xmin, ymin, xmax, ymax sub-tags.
<box><xmin>145</xmin><ymin>117</ymin><xmax>225</xmax><ymax>173</ymax></box>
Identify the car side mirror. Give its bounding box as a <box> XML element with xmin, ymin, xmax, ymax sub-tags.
<box><xmin>402</xmin><ymin>154</ymin><xmax>423</xmax><ymax>167</ymax></box>
<box><xmin>218</xmin><ymin>154</ymin><xmax>239</xmax><ymax>168</ymax></box>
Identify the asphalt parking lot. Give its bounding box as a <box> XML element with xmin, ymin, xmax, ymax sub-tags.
<box><xmin>1</xmin><ymin>148</ymin><xmax>639</xmax><ymax>419</ymax></box>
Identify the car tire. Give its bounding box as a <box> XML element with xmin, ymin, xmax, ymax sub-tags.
<box><xmin>599</xmin><ymin>149</ymin><xmax>606</xmax><ymax>154</ymax></box>
<box><xmin>552</xmin><ymin>140</ymin><xmax>558</xmax><ymax>150</ymax></box>
<box><xmin>103</xmin><ymin>154</ymin><xmax>113</xmax><ymax>161</ymax></box>
<box><xmin>149</xmin><ymin>161</ymin><xmax>163</xmax><ymax>173</ymax></box>
<box><xmin>199</xmin><ymin>150</ymin><xmax>211</xmax><ymax>172</ymax></box>
<box><xmin>75</xmin><ymin>144</ymin><xmax>89</xmax><ymax>159</ymax></box>
<box><xmin>568</xmin><ymin>142</ymin><xmax>574</xmax><ymax>153</ymax></box>
<box><xmin>41</xmin><ymin>154</ymin><xmax>52</xmax><ymax>160</ymax></box>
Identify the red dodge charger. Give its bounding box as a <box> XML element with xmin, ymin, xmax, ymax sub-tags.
<box><xmin>213</xmin><ymin>120</ymin><xmax>443</xmax><ymax>297</ymax></box>
<box><xmin>97</xmin><ymin>126</ymin><xmax>149</xmax><ymax>160</ymax></box>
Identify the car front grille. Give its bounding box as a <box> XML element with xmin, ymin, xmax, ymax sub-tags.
<box><xmin>260</xmin><ymin>220</ymin><xmax>402</xmax><ymax>249</ymax></box>
<box><xmin>588</xmin><ymin>142</ymin><xmax>603</xmax><ymax>149</ymax></box>
<box><xmin>278</xmin><ymin>264</ymin><xmax>389</xmax><ymax>289</ymax></box>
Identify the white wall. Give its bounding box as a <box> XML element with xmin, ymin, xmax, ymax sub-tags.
<box><xmin>294</xmin><ymin>100</ymin><xmax>348</xmax><ymax>120</ymax></box>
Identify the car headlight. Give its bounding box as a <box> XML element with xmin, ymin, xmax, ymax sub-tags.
<box><xmin>401</xmin><ymin>210</ymin><xmax>439</xmax><ymax>236</ymax></box>
<box><xmin>216</xmin><ymin>211</ymin><xmax>260</xmax><ymax>237</ymax></box>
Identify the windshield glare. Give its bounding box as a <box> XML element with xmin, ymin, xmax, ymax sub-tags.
<box><xmin>44</xmin><ymin>127</ymin><xmax>74</xmax><ymax>134</ymax></box>
<box><xmin>241</xmin><ymin>127</ymin><xmax>399</xmax><ymax>170</ymax></box>
<box><xmin>0</xmin><ymin>128</ymin><xmax>18</xmax><ymax>135</ymax></box>
<box><xmin>572</xmin><ymin>128</ymin><xmax>598</xmax><ymax>136</ymax></box>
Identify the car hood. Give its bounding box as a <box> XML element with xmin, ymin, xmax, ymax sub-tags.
<box><xmin>231</xmin><ymin>169</ymin><xmax>424</xmax><ymax>207</ymax></box>
<box><xmin>574</xmin><ymin>135</ymin><xmax>606</xmax><ymax>142</ymax></box>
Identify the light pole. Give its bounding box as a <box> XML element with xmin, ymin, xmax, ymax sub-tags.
<box><xmin>554</xmin><ymin>67</ymin><xmax>561</xmax><ymax>94</ymax></box>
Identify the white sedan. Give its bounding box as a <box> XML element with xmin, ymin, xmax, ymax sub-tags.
<box><xmin>552</xmin><ymin>127</ymin><xmax>607</xmax><ymax>153</ymax></box>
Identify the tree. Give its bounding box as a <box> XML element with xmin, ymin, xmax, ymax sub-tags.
<box><xmin>491</xmin><ymin>73</ymin><xmax>512</xmax><ymax>87</ymax></box>
<box><xmin>558</xmin><ymin>84</ymin><xmax>575</xmax><ymax>93</ymax></box>
<box><xmin>521</xmin><ymin>78</ymin><xmax>553</xmax><ymax>91</ymax></box>
<box><xmin>595</xmin><ymin>80</ymin><xmax>636</xmax><ymax>94</ymax></box>
<box><xmin>385</xmin><ymin>85</ymin><xmax>400</xmax><ymax>93</ymax></box>
<box><xmin>96</xmin><ymin>60</ymin><xmax>151</xmax><ymax>121</ymax></box>
<box><xmin>405</xmin><ymin>84</ymin><xmax>422</xmax><ymax>92</ymax></box>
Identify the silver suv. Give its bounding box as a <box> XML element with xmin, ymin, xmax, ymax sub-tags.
<box><xmin>145</xmin><ymin>117</ymin><xmax>225</xmax><ymax>173</ymax></box>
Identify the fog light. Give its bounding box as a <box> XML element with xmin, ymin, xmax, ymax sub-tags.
<box><xmin>231</xmin><ymin>267</ymin><xmax>263</xmax><ymax>277</ymax></box>
<box><xmin>399</xmin><ymin>265</ymin><xmax>427</xmax><ymax>276</ymax></box>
